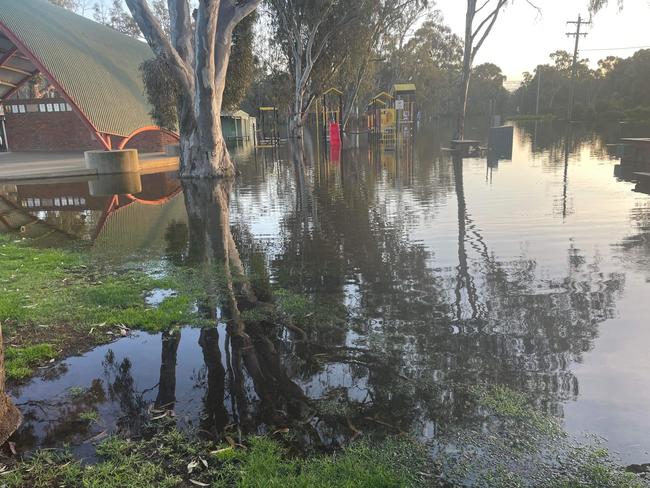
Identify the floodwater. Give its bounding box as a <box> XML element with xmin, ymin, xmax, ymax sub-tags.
<box><xmin>2</xmin><ymin>120</ymin><xmax>650</xmax><ymax>464</ymax></box>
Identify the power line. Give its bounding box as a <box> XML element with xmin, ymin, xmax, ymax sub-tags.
<box><xmin>581</xmin><ymin>45</ymin><xmax>650</xmax><ymax>51</ymax></box>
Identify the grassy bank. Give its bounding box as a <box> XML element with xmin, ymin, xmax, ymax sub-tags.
<box><xmin>0</xmin><ymin>236</ymin><xmax>204</xmax><ymax>380</ymax></box>
<box><xmin>1</xmin><ymin>237</ymin><xmax>646</xmax><ymax>487</ymax></box>
<box><xmin>0</xmin><ymin>236</ymin><xmax>344</xmax><ymax>380</ymax></box>
<box><xmin>3</xmin><ymin>385</ymin><xmax>646</xmax><ymax>488</ymax></box>
<box><xmin>2</xmin><ymin>432</ymin><xmax>430</xmax><ymax>488</ymax></box>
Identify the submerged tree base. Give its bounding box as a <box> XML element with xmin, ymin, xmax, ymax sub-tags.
<box><xmin>178</xmin><ymin>140</ymin><xmax>236</xmax><ymax>179</ymax></box>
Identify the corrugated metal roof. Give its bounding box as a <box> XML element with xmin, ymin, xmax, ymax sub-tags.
<box><xmin>392</xmin><ymin>83</ymin><xmax>416</xmax><ymax>94</ymax></box>
<box><xmin>0</xmin><ymin>0</ymin><xmax>155</xmax><ymax>137</ymax></box>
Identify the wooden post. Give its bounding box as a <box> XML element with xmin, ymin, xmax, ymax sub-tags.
<box><xmin>0</xmin><ymin>324</ymin><xmax>21</xmax><ymax>445</ymax></box>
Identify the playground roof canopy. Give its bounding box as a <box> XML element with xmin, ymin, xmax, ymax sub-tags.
<box><xmin>393</xmin><ymin>83</ymin><xmax>416</xmax><ymax>95</ymax></box>
<box><xmin>0</xmin><ymin>0</ymin><xmax>156</xmax><ymax>139</ymax></box>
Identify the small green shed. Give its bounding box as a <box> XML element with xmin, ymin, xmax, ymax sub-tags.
<box><xmin>221</xmin><ymin>110</ymin><xmax>256</xmax><ymax>141</ymax></box>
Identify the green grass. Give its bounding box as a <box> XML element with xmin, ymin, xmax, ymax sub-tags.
<box><xmin>0</xmin><ymin>238</ymin><xmax>209</xmax><ymax>366</ymax></box>
<box><xmin>0</xmin><ymin>237</ymin><xmax>336</xmax><ymax>381</ymax></box>
<box><xmin>274</xmin><ymin>288</ymin><xmax>347</xmax><ymax>331</ymax></box>
<box><xmin>5</xmin><ymin>343</ymin><xmax>57</xmax><ymax>379</ymax></box>
<box><xmin>475</xmin><ymin>384</ymin><xmax>562</xmax><ymax>437</ymax></box>
<box><xmin>4</xmin><ymin>432</ymin><xmax>429</xmax><ymax>488</ymax></box>
<box><xmin>78</xmin><ymin>409</ymin><xmax>100</xmax><ymax>424</ymax></box>
<box><xmin>0</xmin><ymin>237</ymin><xmax>199</xmax><ymax>331</ymax></box>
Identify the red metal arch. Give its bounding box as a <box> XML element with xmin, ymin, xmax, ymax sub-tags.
<box><xmin>117</xmin><ymin>125</ymin><xmax>180</xmax><ymax>150</ymax></box>
<box><xmin>123</xmin><ymin>186</ymin><xmax>182</xmax><ymax>206</ymax></box>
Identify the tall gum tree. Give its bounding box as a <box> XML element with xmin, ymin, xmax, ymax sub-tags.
<box><xmin>125</xmin><ymin>0</ymin><xmax>261</xmax><ymax>178</ymax></box>
<box><xmin>337</xmin><ymin>0</ymin><xmax>429</xmax><ymax>129</ymax></box>
<box><xmin>266</xmin><ymin>0</ymin><xmax>366</xmax><ymax>138</ymax></box>
<box><xmin>455</xmin><ymin>0</ymin><xmax>538</xmax><ymax>140</ymax></box>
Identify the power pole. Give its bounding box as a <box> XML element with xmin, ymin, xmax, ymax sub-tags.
<box><xmin>535</xmin><ymin>68</ymin><xmax>542</xmax><ymax>115</ymax></box>
<box><xmin>566</xmin><ymin>14</ymin><xmax>590</xmax><ymax>121</ymax></box>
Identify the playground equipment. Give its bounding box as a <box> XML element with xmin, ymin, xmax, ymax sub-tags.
<box><xmin>366</xmin><ymin>91</ymin><xmax>397</xmax><ymax>144</ymax></box>
<box><xmin>392</xmin><ymin>83</ymin><xmax>417</xmax><ymax>138</ymax></box>
<box><xmin>257</xmin><ymin>106</ymin><xmax>280</xmax><ymax>147</ymax></box>
<box><xmin>366</xmin><ymin>85</ymin><xmax>417</xmax><ymax>144</ymax></box>
<box><xmin>321</xmin><ymin>87</ymin><xmax>343</xmax><ymax>145</ymax></box>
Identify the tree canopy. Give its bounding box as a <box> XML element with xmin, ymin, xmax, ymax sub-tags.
<box><xmin>513</xmin><ymin>48</ymin><xmax>650</xmax><ymax>121</ymax></box>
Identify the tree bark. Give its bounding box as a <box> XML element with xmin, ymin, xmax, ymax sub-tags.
<box><xmin>456</xmin><ymin>0</ymin><xmax>476</xmax><ymax>140</ymax></box>
<box><xmin>126</xmin><ymin>0</ymin><xmax>261</xmax><ymax>178</ymax></box>
<box><xmin>0</xmin><ymin>325</ymin><xmax>21</xmax><ymax>445</ymax></box>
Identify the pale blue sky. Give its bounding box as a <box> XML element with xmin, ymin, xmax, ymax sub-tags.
<box><xmin>434</xmin><ymin>0</ymin><xmax>650</xmax><ymax>83</ymax></box>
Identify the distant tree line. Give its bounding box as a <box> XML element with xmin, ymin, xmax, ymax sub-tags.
<box><xmin>512</xmin><ymin>48</ymin><xmax>650</xmax><ymax>121</ymax></box>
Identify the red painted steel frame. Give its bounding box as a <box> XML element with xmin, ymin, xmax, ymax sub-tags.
<box><xmin>0</xmin><ymin>47</ymin><xmax>18</xmax><ymax>68</ymax></box>
<box><xmin>124</xmin><ymin>186</ymin><xmax>182</xmax><ymax>205</ymax></box>
<box><xmin>117</xmin><ymin>125</ymin><xmax>180</xmax><ymax>150</ymax></box>
<box><xmin>1</xmin><ymin>69</ymin><xmax>39</xmax><ymax>100</ymax></box>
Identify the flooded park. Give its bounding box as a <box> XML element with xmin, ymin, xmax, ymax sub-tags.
<box><xmin>3</xmin><ymin>0</ymin><xmax>650</xmax><ymax>485</ymax></box>
<box><xmin>2</xmin><ymin>119</ymin><xmax>650</xmax><ymax>483</ymax></box>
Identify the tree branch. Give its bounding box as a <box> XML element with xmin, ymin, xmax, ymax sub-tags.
<box><xmin>125</xmin><ymin>0</ymin><xmax>192</xmax><ymax>91</ymax></box>
<box><xmin>470</xmin><ymin>0</ymin><xmax>507</xmax><ymax>62</ymax></box>
<box><xmin>471</xmin><ymin>0</ymin><xmax>506</xmax><ymax>41</ymax></box>
<box><xmin>168</xmin><ymin>0</ymin><xmax>193</xmax><ymax>65</ymax></box>
<box><xmin>233</xmin><ymin>0</ymin><xmax>262</xmax><ymax>25</ymax></box>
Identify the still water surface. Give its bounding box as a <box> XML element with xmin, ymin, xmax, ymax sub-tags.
<box><xmin>2</xmin><ymin>121</ymin><xmax>650</xmax><ymax>463</ymax></box>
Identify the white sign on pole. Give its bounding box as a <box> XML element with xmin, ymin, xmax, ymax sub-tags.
<box><xmin>395</xmin><ymin>100</ymin><xmax>405</xmax><ymax>110</ymax></box>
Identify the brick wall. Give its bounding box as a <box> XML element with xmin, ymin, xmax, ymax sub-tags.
<box><xmin>123</xmin><ymin>130</ymin><xmax>179</xmax><ymax>153</ymax></box>
<box><xmin>3</xmin><ymin>98</ymin><xmax>102</xmax><ymax>152</ymax></box>
<box><xmin>2</xmin><ymin>98</ymin><xmax>178</xmax><ymax>153</ymax></box>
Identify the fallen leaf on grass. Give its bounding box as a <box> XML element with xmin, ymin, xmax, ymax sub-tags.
<box><xmin>189</xmin><ymin>479</ymin><xmax>209</xmax><ymax>486</ymax></box>
<box><xmin>210</xmin><ymin>447</ymin><xmax>233</xmax><ymax>456</ymax></box>
<box><xmin>187</xmin><ymin>460</ymin><xmax>199</xmax><ymax>474</ymax></box>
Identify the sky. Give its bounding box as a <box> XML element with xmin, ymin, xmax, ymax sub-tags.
<box><xmin>433</xmin><ymin>0</ymin><xmax>650</xmax><ymax>85</ymax></box>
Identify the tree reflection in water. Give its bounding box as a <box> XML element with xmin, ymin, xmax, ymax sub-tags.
<box><xmin>9</xmin><ymin>130</ymin><xmax>629</xmax><ymax>453</ymax></box>
<box><xmin>181</xmin><ymin>179</ymin><xmax>311</xmax><ymax>440</ymax></box>
<box><xmin>267</xmin><ymin>134</ymin><xmax>625</xmax><ymax>436</ymax></box>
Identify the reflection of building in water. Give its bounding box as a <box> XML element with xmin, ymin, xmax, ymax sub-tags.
<box><xmin>0</xmin><ymin>172</ymin><xmax>186</xmax><ymax>257</ymax></box>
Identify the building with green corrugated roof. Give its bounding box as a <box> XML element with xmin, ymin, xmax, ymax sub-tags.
<box><xmin>0</xmin><ymin>0</ymin><xmax>179</xmax><ymax>152</ymax></box>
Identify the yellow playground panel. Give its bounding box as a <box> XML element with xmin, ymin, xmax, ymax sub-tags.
<box><xmin>392</xmin><ymin>83</ymin><xmax>417</xmax><ymax>137</ymax></box>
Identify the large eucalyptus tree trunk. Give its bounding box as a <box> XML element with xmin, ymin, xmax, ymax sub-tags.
<box><xmin>126</xmin><ymin>0</ymin><xmax>260</xmax><ymax>178</ymax></box>
<box><xmin>179</xmin><ymin>10</ymin><xmax>234</xmax><ymax>177</ymax></box>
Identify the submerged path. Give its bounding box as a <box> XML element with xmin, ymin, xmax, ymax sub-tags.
<box><xmin>0</xmin><ymin>152</ymin><xmax>179</xmax><ymax>181</ymax></box>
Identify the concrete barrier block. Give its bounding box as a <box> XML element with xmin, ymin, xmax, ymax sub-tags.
<box><xmin>88</xmin><ymin>172</ymin><xmax>143</xmax><ymax>196</ymax></box>
<box><xmin>84</xmin><ymin>149</ymin><xmax>139</xmax><ymax>174</ymax></box>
